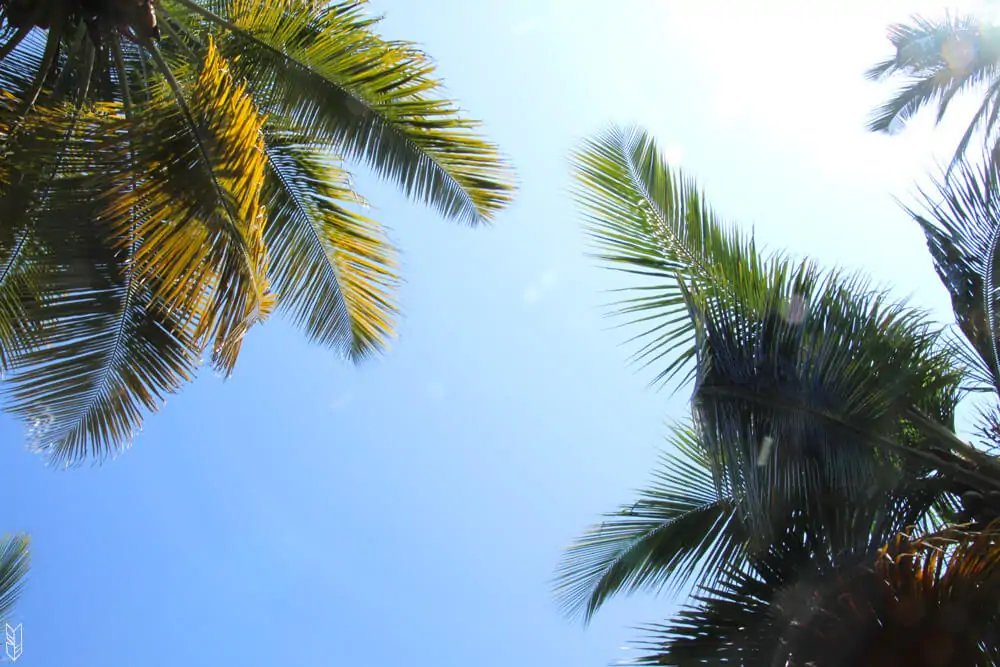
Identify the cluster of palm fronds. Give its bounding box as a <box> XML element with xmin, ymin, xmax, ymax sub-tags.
<box><xmin>0</xmin><ymin>0</ymin><xmax>516</xmax><ymax>623</ymax></box>
<box><xmin>0</xmin><ymin>0</ymin><xmax>515</xmax><ymax>465</ymax></box>
<box><xmin>559</xmin><ymin>12</ymin><xmax>1000</xmax><ymax>667</ymax></box>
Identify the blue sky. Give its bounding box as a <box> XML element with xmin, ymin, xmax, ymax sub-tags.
<box><xmin>0</xmin><ymin>0</ymin><xmax>994</xmax><ymax>664</ymax></box>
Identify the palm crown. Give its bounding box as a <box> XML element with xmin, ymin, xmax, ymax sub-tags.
<box><xmin>556</xmin><ymin>126</ymin><xmax>1000</xmax><ymax>665</ymax></box>
<box><xmin>0</xmin><ymin>0</ymin><xmax>515</xmax><ymax>465</ymax></box>
<box><xmin>867</xmin><ymin>12</ymin><xmax>1000</xmax><ymax>178</ymax></box>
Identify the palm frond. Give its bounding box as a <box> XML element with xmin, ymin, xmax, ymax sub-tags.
<box><xmin>165</xmin><ymin>0</ymin><xmax>515</xmax><ymax>225</ymax></box>
<box><xmin>910</xmin><ymin>157</ymin><xmax>1000</xmax><ymax>394</ymax></box>
<box><xmin>3</xmin><ymin>39</ymin><xmax>273</xmax><ymax>464</ymax></box>
<box><xmin>134</xmin><ymin>38</ymin><xmax>275</xmax><ymax>372</ymax></box>
<box><xmin>687</xmin><ymin>263</ymin><xmax>968</xmax><ymax>542</ymax></box>
<box><xmin>554</xmin><ymin>424</ymin><xmax>744</xmax><ymax>622</ymax></box>
<box><xmin>867</xmin><ymin>14</ymin><xmax>1000</xmax><ymax>130</ymax></box>
<box><xmin>576</xmin><ymin>125</ymin><xmax>972</xmax><ymax>548</ymax></box>
<box><xmin>263</xmin><ymin>127</ymin><xmax>398</xmax><ymax>360</ymax></box>
<box><xmin>0</xmin><ymin>534</ymin><xmax>28</xmax><ymax>623</ymax></box>
<box><xmin>572</xmin><ymin>124</ymin><xmax>763</xmax><ymax>387</ymax></box>
<box><xmin>1</xmin><ymin>99</ymin><xmax>203</xmax><ymax>464</ymax></box>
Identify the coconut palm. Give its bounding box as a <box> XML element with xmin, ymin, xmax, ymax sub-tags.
<box><xmin>0</xmin><ymin>0</ymin><xmax>515</xmax><ymax>465</ymax></box>
<box><xmin>0</xmin><ymin>535</ymin><xmax>28</xmax><ymax>624</ymax></box>
<box><xmin>556</xmin><ymin>125</ymin><xmax>1000</xmax><ymax>664</ymax></box>
<box><xmin>867</xmin><ymin>12</ymin><xmax>1000</xmax><ymax>176</ymax></box>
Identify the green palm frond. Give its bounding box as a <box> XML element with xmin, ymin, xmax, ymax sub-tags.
<box><xmin>687</xmin><ymin>263</ymin><xmax>967</xmax><ymax>542</ymax></box>
<box><xmin>166</xmin><ymin>0</ymin><xmax>516</xmax><ymax>225</ymax></box>
<box><xmin>2</xmin><ymin>39</ymin><xmax>277</xmax><ymax>464</ymax></box>
<box><xmin>572</xmin><ymin>124</ymin><xmax>762</xmax><ymax>387</ymax></box>
<box><xmin>0</xmin><ymin>534</ymin><xmax>28</xmax><ymax>623</ymax></box>
<box><xmin>263</xmin><ymin>126</ymin><xmax>398</xmax><ymax>360</ymax></box>
<box><xmin>554</xmin><ymin>424</ymin><xmax>744</xmax><ymax>622</ymax></box>
<box><xmin>911</xmin><ymin>158</ymin><xmax>1000</xmax><ymax>395</ymax></box>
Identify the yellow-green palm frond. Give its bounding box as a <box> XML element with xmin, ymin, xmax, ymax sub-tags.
<box><xmin>2</xmin><ymin>39</ymin><xmax>274</xmax><ymax>464</ymax></box>
<box><xmin>165</xmin><ymin>0</ymin><xmax>516</xmax><ymax>225</ymax></box>
<box><xmin>122</xmin><ymin>37</ymin><xmax>274</xmax><ymax>373</ymax></box>
<box><xmin>0</xmin><ymin>98</ymin><xmax>203</xmax><ymax>464</ymax></box>
<box><xmin>264</xmin><ymin>126</ymin><xmax>398</xmax><ymax>360</ymax></box>
<box><xmin>0</xmin><ymin>0</ymin><xmax>514</xmax><ymax>463</ymax></box>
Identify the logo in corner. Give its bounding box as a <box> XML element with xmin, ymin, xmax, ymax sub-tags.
<box><xmin>4</xmin><ymin>623</ymin><xmax>21</xmax><ymax>662</ymax></box>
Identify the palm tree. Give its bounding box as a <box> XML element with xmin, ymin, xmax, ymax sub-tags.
<box><xmin>867</xmin><ymin>12</ymin><xmax>1000</xmax><ymax>176</ymax></box>
<box><xmin>0</xmin><ymin>0</ymin><xmax>515</xmax><ymax>465</ymax></box>
<box><xmin>556</xmin><ymin>126</ymin><xmax>1000</xmax><ymax>664</ymax></box>
<box><xmin>0</xmin><ymin>535</ymin><xmax>29</xmax><ymax>625</ymax></box>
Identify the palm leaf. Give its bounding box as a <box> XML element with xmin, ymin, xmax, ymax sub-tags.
<box><xmin>3</xmin><ymin>39</ymin><xmax>273</xmax><ymax>464</ymax></box>
<box><xmin>165</xmin><ymin>0</ymin><xmax>515</xmax><ymax>225</ymax></box>
<box><xmin>911</xmin><ymin>158</ymin><xmax>1000</xmax><ymax>398</ymax></box>
<box><xmin>554</xmin><ymin>424</ymin><xmax>744</xmax><ymax>622</ymax></box>
<box><xmin>572</xmin><ymin>124</ymin><xmax>763</xmax><ymax>388</ymax></box>
<box><xmin>576</xmin><ymin>125</ymin><xmax>975</xmax><ymax>546</ymax></box>
<box><xmin>263</xmin><ymin>126</ymin><xmax>398</xmax><ymax>360</ymax></box>
<box><xmin>0</xmin><ymin>0</ymin><xmax>514</xmax><ymax>463</ymax></box>
<box><xmin>0</xmin><ymin>534</ymin><xmax>28</xmax><ymax>623</ymax></box>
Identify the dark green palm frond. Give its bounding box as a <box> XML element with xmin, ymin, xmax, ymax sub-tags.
<box><xmin>263</xmin><ymin>127</ymin><xmax>398</xmax><ymax>361</ymax></box>
<box><xmin>572</xmin><ymin>124</ymin><xmax>764</xmax><ymax>387</ymax></box>
<box><xmin>910</xmin><ymin>158</ymin><xmax>1000</xmax><ymax>394</ymax></box>
<box><xmin>0</xmin><ymin>534</ymin><xmax>28</xmax><ymax>623</ymax></box>
<box><xmin>554</xmin><ymin>424</ymin><xmax>744</xmax><ymax>622</ymax></box>
<box><xmin>1</xmin><ymin>100</ymin><xmax>202</xmax><ymax>465</ymax></box>
<box><xmin>164</xmin><ymin>0</ymin><xmax>515</xmax><ymax>225</ymax></box>
<box><xmin>688</xmin><ymin>263</ymin><xmax>968</xmax><ymax>544</ymax></box>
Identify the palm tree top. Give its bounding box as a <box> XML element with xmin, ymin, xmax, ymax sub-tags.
<box><xmin>0</xmin><ymin>0</ymin><xmax>515</xmax><ymax>464</ymax></box>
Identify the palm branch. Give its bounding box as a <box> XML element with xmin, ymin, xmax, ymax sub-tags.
<box><xmin>0</xmin><ymin>534</ymin><xmax>28</xmax><ymax>623</ymax></box>
<box><xmin>0</xmin><ymin>0</ymin><xmax>515</xmax><ymax>464</ymax></box>
<box><xmin>554</xmin><ymin>424</ymin><xmax>744</xmax><ymax>622</ymax></box>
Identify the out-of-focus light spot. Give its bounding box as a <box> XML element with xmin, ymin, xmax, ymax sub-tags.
<box><xmin>662</xmin><ymin>144</ymin><xmax>684</xmax><ymax>166</ymax></box>
<box><xmin>782</xmin><ymin>293</ymin><xmax>808</xmax><ymax>324</ymax></box>
<box><xmin>942</xmin><ymin>36</ymin><xmax>976</xmax><ymax>72</ymax></box>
